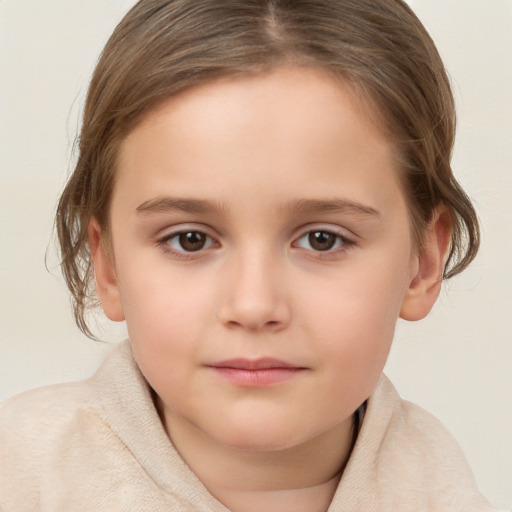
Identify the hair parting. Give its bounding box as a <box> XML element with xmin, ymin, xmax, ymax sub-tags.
<box><xmin>56</xmin><ymin>0</ymin><xmax>479</xmax><ymax>337</ymax></box>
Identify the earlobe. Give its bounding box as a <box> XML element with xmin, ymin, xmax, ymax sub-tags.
<box><xmin>400</xmin><ymin>209</ymin><xmax>452</xmax><ymax>321</ymax></box>
<box><xmin>88</xmin><ymin>219</ymin><xmax>125</xmax><ymax>322</ymax></box>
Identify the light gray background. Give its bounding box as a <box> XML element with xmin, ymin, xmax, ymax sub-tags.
<box><xmin>0</xmin><ymin>1</ymin><xmax>510</xmax><ymax>508</ymax></box>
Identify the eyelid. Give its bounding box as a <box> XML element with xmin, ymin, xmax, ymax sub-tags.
<box><xmin>291</xmin><ymin>224</ymin><xmax>357</xmax><ymax>256</ymax></box>
<box><xmin>156</xmin><ymin>224</ymin><xmax>221</xmax><ymax>258</ymax></box>
<box><xmin>293</xmin><ymin>223</ymin><xmax>356</xmax><ymax>243</ymax></box>
<box><xmin>153</xmin><ymin>222</ymin><xmax>356</xmax><ymax>260</ymax></box>
<box><xmin>156</xmin><ymin>222</ymin><xmax>218</xmax><ymax>240</ymax></box>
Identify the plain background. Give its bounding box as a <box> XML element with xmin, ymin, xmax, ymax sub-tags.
<box><xmin>0</xmin><ymin>0</ymin><xmax>511</xmax><ymax>508</ymax></box>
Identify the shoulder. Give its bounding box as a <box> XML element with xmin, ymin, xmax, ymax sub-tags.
<box><xmin>0</xmin><ymin>341</ymin><xmax>220</xmax><ymax>512</ymax></box>
<box><xmin>0</xmin><ymin>378</ymin><xmax>96</xmax><ymax>508</ymax></box>
<box><xmin>375</xmin><ymin>376</ymin><xmax>466</xmax><ymax>462</ymax></box>
<box><xmin>0</xmin><ymin>340</ymin><xmax>133</xmax><ymax>444</ymax></box>
<box><xmin>0</xmin><ymin>341</ymin><xmax>131</xmax><ymax>461</ymax></box>
<box><xmin>364</xmin><ymin>375</ymin><xmax>497</xmax><ymax>511</ymax></box>
<box><xmin>0</xmin><ymin>378</ymin><xmax>93</xmax><ymax>442</ymax></box>
<box><xmin>0</xmin><ymin>342</ymin><xmax>131</xmax><ymax>509</ymax></box>
<box><xmin>0</xmin><ymin>378</ymin><xmax>98</xmax><ymax>451</ymax></box>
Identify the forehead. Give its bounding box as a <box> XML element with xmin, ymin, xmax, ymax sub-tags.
<box><xmin>134</xmin><ymin>66</ymin><xmax>389</xmax><ymax>154</ymax></box>
<box><xmin>113</xmin><ymin>66</ymin><xmax>404</xmax><ymax>219</ymax></box>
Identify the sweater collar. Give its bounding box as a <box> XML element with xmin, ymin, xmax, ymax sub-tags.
<box><xmin>89</xmin><ymin>340</ymin><xmax>229</xmax><ymax>511</ymax></box>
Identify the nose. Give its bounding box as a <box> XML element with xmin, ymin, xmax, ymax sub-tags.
<box><xmin>217</xmin><ymin>249</ymin><xmax>290</xmax><ymax>332</ymax></box>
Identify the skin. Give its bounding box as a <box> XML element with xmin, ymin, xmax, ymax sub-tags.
<box><xmin>89</xmin><ymin>66</ymin><xmax>450</xmax><ymax>512</ymax></box>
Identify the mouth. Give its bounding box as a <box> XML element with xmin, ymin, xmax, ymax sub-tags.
<box><xmin>206</xmin><ymin>358</ymin><xmax>307</xmax><ymax>387</ymax></box>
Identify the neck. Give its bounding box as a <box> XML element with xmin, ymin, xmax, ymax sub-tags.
<box><xmin>157</xmin><ymin>397</ymin><xmax>357</xmax><ymax>512</ymax></box>
<box><xmin>214</xmin><ymin>470</ymin><xmax>343</xmax><ymax>512</ymax></box>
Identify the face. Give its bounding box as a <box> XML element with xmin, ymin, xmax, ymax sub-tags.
<box><xmin>93</xmin><ymin>67</ymin><xmax>436</xmax><ymax>453</ymax></box>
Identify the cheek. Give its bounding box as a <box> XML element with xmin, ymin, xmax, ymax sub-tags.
<box><xmin>119</xmin><ymin>258</ymin><xmax>214</xmax><ymax>332</ymax></box>
<box><xmin>311</xmin><ymin>291</ymin><xmax>395</xmax><ymax>374</ymax></box>
<box><xmin>305</xmin><ymin>254</ymin><xmax>411</xmax><ymax>386</ymax></box>
<box><xmin>116</xmin><ymin>267</ymin><xmax>216</xmax><ymax>386</ymax></box>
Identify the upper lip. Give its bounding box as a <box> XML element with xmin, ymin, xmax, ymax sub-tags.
<box><xmin>207</xmin><ymin>358</ymin><xmax>303</xmax><ymax>370</ymax></box>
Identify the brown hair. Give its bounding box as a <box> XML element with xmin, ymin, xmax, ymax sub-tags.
<box><xmin>56</xmin><ymin>0</ymin><xmax>479</xmax><ymax>338</ymax></box>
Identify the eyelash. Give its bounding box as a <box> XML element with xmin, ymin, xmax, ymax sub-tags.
<box><xmin>157</xmin><ymin>227</ymin><xmax>355</xmax><ymax>260</ymax></box>
<box><xmin>157</xmin><ymin>230</ymin><xmax>219</xmax><ymax>260</ymax></box>
<box><xmin>292</xmin><ymin>229</ymin><xmax>355</xmax><ymax>257</ymax></box>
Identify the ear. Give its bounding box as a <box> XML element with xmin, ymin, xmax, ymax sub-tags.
<box><xmin>400</xmin><ymin>209</ymin><xmax>452</xmax><ymax>321</ymax></box>
<box><xmin>88</xmin><ymin>218</ymin><xmax>125</xmax><ymax>322</ymax></box>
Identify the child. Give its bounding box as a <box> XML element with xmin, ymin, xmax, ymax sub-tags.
<box><xmin>0</xmin><ymin>0</ymin><xmax>500</xmax><ymax>510</ymax></box>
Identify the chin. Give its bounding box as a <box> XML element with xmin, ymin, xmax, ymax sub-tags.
<box><xmin>211</xmin><ymin>420</ymin><xmax>315</xmax><ymax>453</ymax></box>
<box><xmin>222</xmin><ymin>435</ymin><xmax>301</xmax><ymax>453</ymax></box>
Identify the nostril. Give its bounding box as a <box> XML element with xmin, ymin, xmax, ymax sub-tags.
<box><xmin>217</xmin><ymin>284</ymin><xmax>291</xmax><ymax>331</ymax></box>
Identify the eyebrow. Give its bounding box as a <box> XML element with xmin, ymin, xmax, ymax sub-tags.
<box><xmin>285</xmin><ymin>198</ymin><xmax>381</xmax><ymax>218</ymax></box>
<box><xmin>136</xmin><ymin>196</ymin><xmax>381</xmax><ymax>218</ymax></box>
<box><xmin>136</xmin><ymin>197</ymin><xmax>227</xmax><ymax>216</ymax></box>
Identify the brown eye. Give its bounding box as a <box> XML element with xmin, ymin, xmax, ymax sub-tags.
<box><xmin>294</xmin><ymin>229</ymin><xmax>347</xmax><ymax>253</ymax></box>
<box><xmin>308</xmin><ymin>231</ymin><xmax>338</xmax><ymax>251</ymax></box>
<box><xmin>162</xmin><ymin>230</ymin><xmax>215</xmax><ymax>254</ymax></box>
<box><xmin>178</xmin><ymin>231</ymin><xmax>207</xmax><ymax>251</ymax></box>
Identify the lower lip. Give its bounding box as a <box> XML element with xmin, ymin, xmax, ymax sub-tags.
<box><xmin>210</xmin><ymin>367</ymin><xmax>305</xmax><ymax>387</ymax></box>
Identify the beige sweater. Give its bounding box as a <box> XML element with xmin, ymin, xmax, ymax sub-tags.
<box><xmin>0</xmin><ymin>341</ymin><xmax>497</xmax><ymax>512</ymax></box>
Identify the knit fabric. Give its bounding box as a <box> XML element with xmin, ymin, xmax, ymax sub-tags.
<box><xmin>0</xmin><ymin>341</ymin><xmax>497</xmax><ymax>511</ymax></box>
